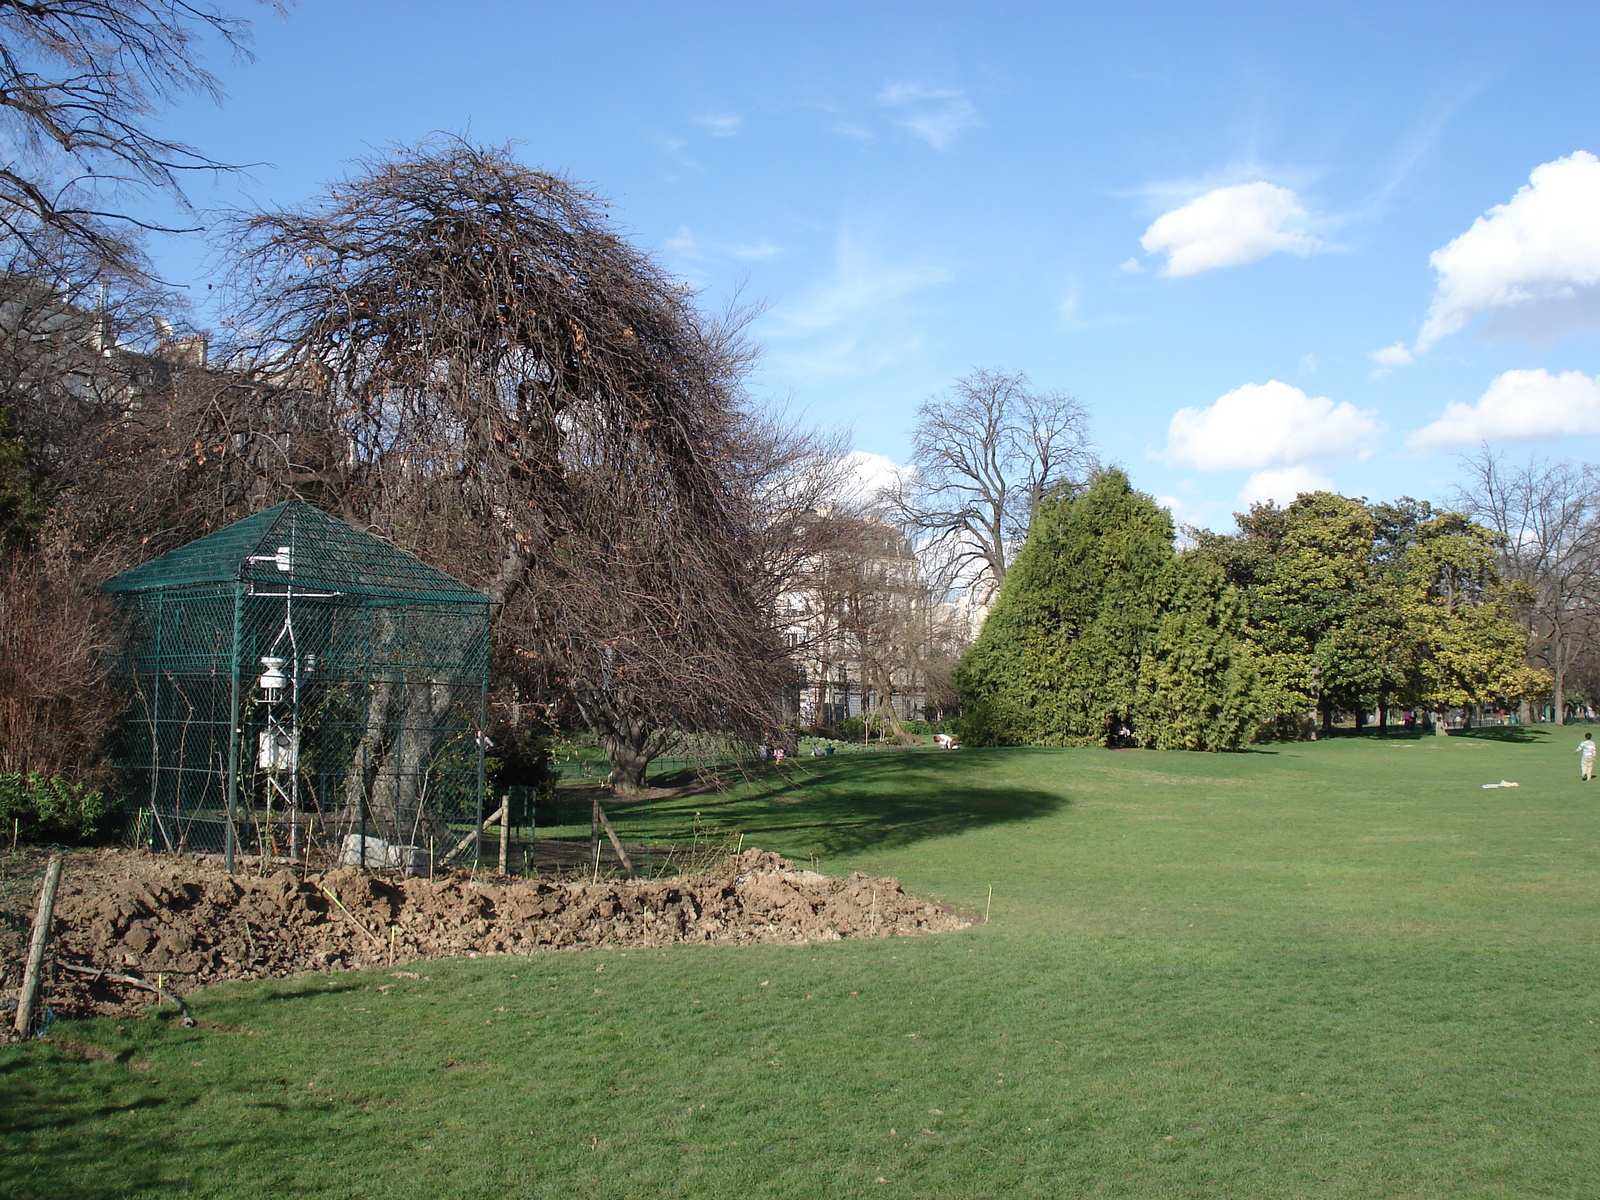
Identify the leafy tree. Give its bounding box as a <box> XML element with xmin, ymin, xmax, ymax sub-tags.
<box><xmin>1226</xmin><ymin>492</ymin><xmax>1380</xmax><ymax>733</ymax></box>
<box><xmin>1395</xmin><ymin>506</ymin><xmax>1543</xmax><ymax>718</ymax></box>
<box><xmin>1200</xmin><ymin>492</ymin><xmax>1536</xmax><ymax>734</ymax></box>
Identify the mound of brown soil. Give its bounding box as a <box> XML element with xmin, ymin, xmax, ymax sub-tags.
<box><xmin>32</xmin><ymin>848</ymin><xmax>969</xmax><ymax>1019</ymax></box>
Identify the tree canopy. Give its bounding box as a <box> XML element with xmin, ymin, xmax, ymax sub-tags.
<box><xmin>1197</xmin><ymin>491</ymin><xmax>1537</xmax><ymax>731</ymax></box>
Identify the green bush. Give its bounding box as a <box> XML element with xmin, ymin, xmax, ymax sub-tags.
<box><xmin>0</xmin><ymin>771</ymin><xmax>114</xmax><ymax>843</ymax></box>
<box><xmin>832</xmin><ymin>716</ymin><xmax>866</xmax><ymax>740</ymax></box>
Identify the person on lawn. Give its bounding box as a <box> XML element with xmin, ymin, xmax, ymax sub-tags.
<box><xmin>1578</xmin><ymin>732</ymin><xmax>1597</xmax><ymax>781</ymax></box>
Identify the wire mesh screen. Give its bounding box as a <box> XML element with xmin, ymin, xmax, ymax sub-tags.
<box><xmin>106</xmin><ymin>503</ymin><xmax>491</xmax><ymax>867</ymax></box>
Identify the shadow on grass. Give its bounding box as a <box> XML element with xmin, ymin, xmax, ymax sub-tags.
<box><xmin>1448</xmin><ymin>726</ymin><xmax>1551</xmax><ymax>744</ymax></box>
<box><xmin>0</xmin><ymin>1035</ymin><xmax>386</xmax><ymax>1200</ymax></box>
<box><xmin>0</xmin><ymin>1047</ymin><xmax>187</xmax><ymax>1199</ymax></box>
<box><xmin>612</xmin><ymin>749</ymin><xmax>1071</xmax><ymax>858</ymax></box>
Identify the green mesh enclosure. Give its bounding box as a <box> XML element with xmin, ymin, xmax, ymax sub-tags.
<box><xmin>105</xmin><ymin>502</ymin><xmax>491</xmax><ymax>868</ymax></box>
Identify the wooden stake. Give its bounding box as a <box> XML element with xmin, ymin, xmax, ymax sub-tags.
<box><xmin>498</xmin><ymin>791</ymin><xmax>510</xmax><ymax>875</ymax></box>
<box><xmin>317</xmin><ymin>884</ymin><xmax>386</xmax><ymax>952</ymax></box>
<box><xmin>14</xmin><ymin>851</ymin><xmax>64</xmax><ymax>1037</ymax></box>
<box><xmin>593</xmin><ymin>800</ymin><xmax>636</xmax><ymax>879</ymax></box>
<box><xmin>985</xmin><ymin>885</ymin><xmax>993</xmax><ymax>925</ymax></box>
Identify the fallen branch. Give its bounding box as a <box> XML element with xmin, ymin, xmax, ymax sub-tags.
<box><xmin>58</xmin><ymin>962</ymin><xmax>197</xmax><ymax>1027</ymax></box>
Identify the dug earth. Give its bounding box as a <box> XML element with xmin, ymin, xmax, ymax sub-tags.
<box><xmin>44</xmin><ymin>849</ymin><xmax>969</xmax><ymax>1017</ymax></box>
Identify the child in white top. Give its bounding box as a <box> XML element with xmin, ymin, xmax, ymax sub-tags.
<box><xmin>1577</xmin><ymin>733</ymin><xmax>1596</xmax><ymax>781</ymax></box>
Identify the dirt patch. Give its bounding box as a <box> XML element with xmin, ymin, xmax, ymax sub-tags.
<box><xmin>21</xmin><ymin>847</ymin><xmax>969</xmax><ymax>1021</ymax></box>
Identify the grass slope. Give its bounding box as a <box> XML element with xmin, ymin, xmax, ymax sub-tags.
<box><xmin>5</xmin><ymin>728</ymin><xmax>1600</xmax><ymax>1199</ymax></box>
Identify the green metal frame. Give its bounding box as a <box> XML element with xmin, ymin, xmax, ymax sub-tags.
<box><xmin>105</xmin><ymin>502</ymin><xmax>491</xmax><ymax>869</ymax></box>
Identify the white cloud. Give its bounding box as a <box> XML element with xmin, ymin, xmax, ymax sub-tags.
<box><xmin>1163</xmin><ymin>380</ymin><xmax>1384</xmax><ymax>471</ymax></box>
<box><xmin>1237</xmin><ymin>466</ymin><xmax>1335</xmax><ymax>508</ymax></box>
<box><xmin>837</xmin><ymin>451</ymin><xmax>908</xmax><ymax>504</ymax></box>
<box><xmin>875</xmin><ymin>84</ymin><xmax>979</xmax><ymax>152</ymax></box>
<box><xmin>1405</xmin><ymin>368</ymin><xmax>1600</xmax><ymax>452</ymax></box>
<box><xmin>1155</xmin><ymin>493</ymin><xmax>1212</xmax><ymax>526</ymax></box>
<box><xmin>1370</xmin><ymin>342</ymin><xmax>1414</xmax><ymax>372</ymax></box>
<box><xmin>1140</xmin><ymin>182</ymin><xmax>1320</xmax><ymax>277</ymax></box>
<box><xmin>1118</xmin><ymin>257</ymin><xmax>1142</xmax><ymax>274</ymax></box>
<box><xmin>1415</xmin><ymin>151</ymin><xmax>1600</xmax><ymax>352</ymax></box>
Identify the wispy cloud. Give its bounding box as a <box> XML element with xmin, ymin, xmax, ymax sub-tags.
<box><xmin>759</xmin><ymin>229</ymin><xmax>951</xmax><ymax>378</ymax></box>
<box><xmin>875</xmin><ymin>83</ymin><xmax>979</xmax><ymax>152</ymax></box>
<box><xmin>664</xmin><ymin>227</ymin><xmax>788</xmax><ymax>273</ymax></box>
<box><xmin>693</xmin><ymin>111</ymin><xmax>744</xmax><ymax>137</ymax></box>
<box><xmin>766</xmin><ymin>242</ymin><xmax>949</xmax><ymax>335</ymax></box>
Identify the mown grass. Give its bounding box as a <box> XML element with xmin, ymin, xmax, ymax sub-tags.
<box><xmin>4</xmin><ymin>727</ymin><xmax>1600</xmax><ymax>1198</ymax></box>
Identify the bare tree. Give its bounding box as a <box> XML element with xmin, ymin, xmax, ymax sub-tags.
<box><xmin>891</xmin><ymin>368</ymin><xmax>1094</xmax><ymax>604</ymax></box>
<box><xmin>219</xmin><ymin>139</ymin><xmax>789</xmax><ymax>792</ymax></box>
<box><xmin>1453</xmin><ymin>449</ymin><xmax>1600</xmax><ymax>723</ymax></box>
<box><xmin>0</xmin><ymin>0</ymin><xmax>255</xmax><ymax>276</ymax></box>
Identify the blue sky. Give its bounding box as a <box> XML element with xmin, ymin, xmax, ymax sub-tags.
<box><xmin>141</xmin><ymin>1</ymin><xmax>1600</xmax><ymax>529</ymax></box>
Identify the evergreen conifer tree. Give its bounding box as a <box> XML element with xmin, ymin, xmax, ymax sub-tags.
<box><xmin>956</xmin><ymin>469</ymin><xmax>1173</xmax><ymax>746</ymax></box>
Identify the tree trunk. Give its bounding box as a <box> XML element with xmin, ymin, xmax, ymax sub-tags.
<box><xmin>1554</xmin><ymin>666</ymin><xmax>1566</xmax><ymax>726</ymax></box>
<box><xmin>599</xmin><ymin>729</ymin><xmax>653</xmax><ymax>795</ymax></box>
<box><xmin>1434</xmin><ymin>706</ymin><xmax>1450</xmax><ymax>736</ymax></box>
<box><xmin>1378</xmin><ymin>702</ymin><xmax>1387</xmax><ymax>736</ymax></box>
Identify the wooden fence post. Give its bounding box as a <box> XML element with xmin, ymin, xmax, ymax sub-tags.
<box><xmin>13</xmin><ymin>851</ymin><xmax>64</xmax><ymax>1038</ymax></box>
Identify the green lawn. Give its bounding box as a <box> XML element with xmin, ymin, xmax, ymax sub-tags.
<box><xmin>5</xmin><ymin>728</ymin><xmax>1600</xmax><ymax>1198</ymax></box>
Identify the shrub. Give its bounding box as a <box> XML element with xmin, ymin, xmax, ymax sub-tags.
<box><xmin>0</xmin><ymin>528</ymin><xmax>127</xmax><ymax>785</ymax></box>
<box><xmin>832</xmin><ymin>716</ymin><xmax>866</xmax><ymax>741</ymax></box>
<box><xmin>0</xmin><ymin>771</ymin><xmax>114</xmax><ymax>843</ymax></box>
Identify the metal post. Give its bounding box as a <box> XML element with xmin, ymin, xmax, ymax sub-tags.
<box><xmin>473</xmin><ymin>649</ymin><xmax>487</xmax><ymax>871</ymax></box>
<box><xmin>223</xmin><ymin>581</ymin><xmax>244</xmax><ymax>872</ymax></box>
<box><xmin>147</xmin><ymin>591</ymin><xmax>163</xmax><ymax>847</ymax></box>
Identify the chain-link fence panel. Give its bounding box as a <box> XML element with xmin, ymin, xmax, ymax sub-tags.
<box><xmin>106</xmin><ymin>503</ymin><xmax>490</xmax><ymax>870</ymax></box>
